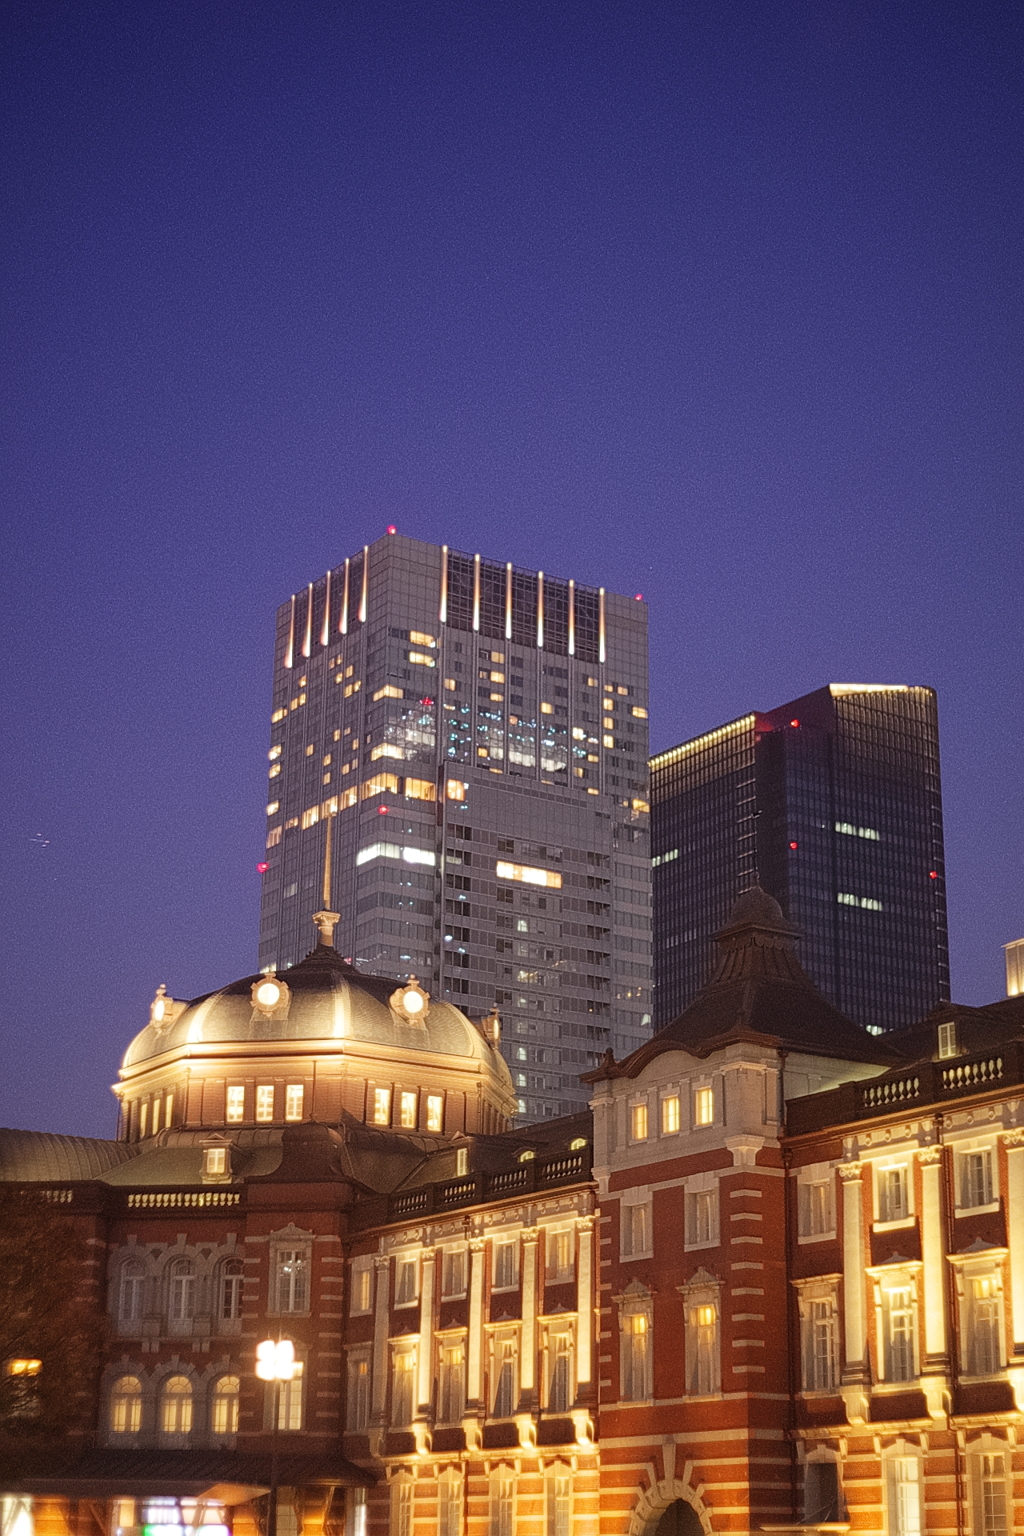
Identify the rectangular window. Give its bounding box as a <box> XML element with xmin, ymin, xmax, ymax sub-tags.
<box><xmin>226</xmin><ymin>1086</ymin><xmax>245</xmax><ymax>1123</ymax></box>
<box><xmin>393</xmin><ymin>1482</ymin><xmax>413</xmax><ymax>1536</ymax></box>
<box><xmin>391</xmin><ymin>1350</ymin><xmax>416</xmax><ymax>1425</ymax></box>
<box><xmin>622</xmin><ymin>1200</ymin><xmax>651</xmax><ymax>1258</ymax></box>
<box><xmin>977</xmin><ymin>1453</ymin><xmax>1009</xmax><ymax>1536</ymax></box>
<box><xmin>276</xmin><ymin>1249</ymin><xmax>310</xmax><ymax>1314</ymax></box>
<box><xmin>372</xmin><ymin>1088</ymin><xmax>392</xmax><ymax>1125</ymax></box>
<box><xmin>878</xmin><ymin>1166</ymin><xmax>910</xmax><ymax>1223</ymax></box>
<box><xmin>693</xmin><ymin>1086</ymin><xmax>714</xmax><ymax>1126</ymax></box>
<box><xmin>883</xmin><ymin>1286</ymin><xmax>916</xmax><ymax>1381</ymax></box>
<box><xmin>546</xmin><ymin>1230</ymin><xmax>574</xmax><ymax>1283</ymax></box>
<box><xmin>220</xmin><ymin>1262</ymin><xmax>243</xmax><ymax>1321</ymax></box>
<box><xmin>399</xmin><ymin>1091</ymin><xmax>418</xmax><ymax>1129</ymax></box>
<box><xmin>494</xmin><ymin>860</ymin><xmax>563</xmax><ymax>889</ymax></box>
<box><xmin>546</xmin><ymin>1331</ymin><xmax>572</xmax><ymax>1412</ymax></box>
<box><xmin>284</xmin><ymin>1084</ymin><xmax>304</xmax><ymax>1122</ymax></box>
<box><xmin>546</xmin><ymin>1472</ymin><xmax>572</xmax><ymax>1536</ymax></box>
<box><xmin>489</xmin><ymin>1470</ymin><xmax>514</xmax><ymax>1536</ymax></box>
<box><xmin>493</xmin><ymin>1241</ymin><xmax>519</xmax><ymax>1290</ymax></box>
<box><xmin>277</xmin><ymin>1361</ymin><xmax>304</xmax><ymax>1430</ymax></box>
<box><xmin>395</xmin><ymin>1259</ymin><xmax>418</xmax><ymax>1306</ymax></box>
<box><xmin>630</xmin><ymin>1102</ymin><xmax>648</xmax><ymax>1141</ymax></box>
<box><xmin>960</xmin><ymin>1151</ymin><xmax>994</xmax><ymax>1209</ymax></box>
<box><xmin>887</xmin><ymin>1457</ymin><xmax>921</xmax><ymax>1536</ymax></box>
<box><xmin>798</xmin><ymin>1179</ymin><xmax>835</xmax><ymax>1237</ymax></box>
<box><xmin>439</xmin><ymin>1479</ymin><xmax>462</xmax><ymax>1536</ymax></box>
<box><xmin>439</xmin><ymin>1342</ymin><xmax>466</xmax><ymax>1422</ymax></box>
<box><xmin>255</xmin><ymin>1085</ymin><xmax>275</xmax><ymax>1123</ymax></box>
<box><xmin>937</xmin><ymin>1021</ymin><xmax>958</xmax><ymax>1058</ymax></box>
<box><xmin>442</xmin><ymin>1249</ymin><xmax>467</xmax><ymax>1298</ymax></box>
<box><xmin>621</xmin><ymin>1311</ymin><xmax>650</xmax><ymax>1400</ymax></box>
<box><xmin>803</xmin><ymin>1299</ymin><xmax>838</xmax><ymax>1390</ymax></box>
<box><xmin>351</xmin><ymin>1265</ymin><xmax>373</xmax><ymax>1315</ymax></box>
<box><xmin>347</xmin><ymin>1355</ymin><xmax>370</xmax><ymax>1429</ymax></box>
<box><xmin>492</xmin><ymin>1336</ymin><xmax>518</xmax><ymax>1417</ymax></box>
<box><xmin>164</xmin><ymin>1092</ymin><xmax>174</xmax><ymax>1128</ymax></box>
<box><xmin>687</xmin><ymin>1302</ymin><xmax>719</xmax><ymax>1394</ymax></box>
<box><xmin>661</xmin><ymin>1094</ymin><xmax>681</xmax><ymax>1134</ymax></box>
<box><xmin>426</xmin><ymin>1094</ymin><xmax>444</xmax><ymax>1132</ymax></box>
<box><xmin>686</xmin><ymin>1189</ymin><xmax>717</xmax><ymax>1246</ymax></box>
<box><xmin>967</xmin><ymin>1276</ymin><xmax>1002</xmax><ymax>1374</ymax></box>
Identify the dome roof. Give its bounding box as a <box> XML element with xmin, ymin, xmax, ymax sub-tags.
<box><xmin>122</xmin><ymin>943</ymin><xmax>511</xmax><ymax>1090</ymax></box>
<box><xmin>719</xmin><ymin>884</ymin><xmax>794</xmax><ymax>934</ymax></box>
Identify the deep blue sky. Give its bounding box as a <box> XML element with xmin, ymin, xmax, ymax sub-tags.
<box><xmin>2</xmin><ymin>1</ymin><xmax>1021</xmax><ymax>1138</ymax></box>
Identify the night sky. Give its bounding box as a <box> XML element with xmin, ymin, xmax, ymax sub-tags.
<box><xmin>2</xmin><ymin>2</ymin><xmax>1021</xmax><ymax>1139</ymax></box>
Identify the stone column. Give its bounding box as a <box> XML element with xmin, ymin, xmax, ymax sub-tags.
<box><xmin>466</xmin><ymin>1238</ymin><xmax>486</xmax><ymax>1409</ymax></box>
<box><xmin>370</xmin><ymin>1255</ymin><xmax>390</xmax><ymax>1423</ymax></box>
<box><xmin>520</xmin><ymin>1234</ymin><xmax>539</xmax><ymax>1396</ymax></box>
<box><xmin>917</xmin><ymin>1144</ymin><xmax>949</xmax><ymax>1416</ymax></box>
<box><xmin>415</xmin><ymin>1248</ymin><xmax>435</xmax><ymax>1447</ymax></box>
<box><xmin>576</xmin><ymin>1218</ymin><xmax>594</xmax><ymax>1389</ymax></box>
<box><xmin>839</xmin><ymin>1162</ymin><xmax>869</xmax><ymax>1422</ymax></box>
<box><xmin>1003</xmin><ymin>1133</ymin><xmax>1024</xmax><ymax>1351</ymax></box>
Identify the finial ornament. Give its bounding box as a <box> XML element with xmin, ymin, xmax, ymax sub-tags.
<box><xmin>313</xmin><ymin>909</ymin><xmax>341</xmax><ymax>946</ymax></box>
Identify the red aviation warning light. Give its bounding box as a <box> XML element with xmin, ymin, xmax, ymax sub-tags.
<box><xmin>387</xmin><ymin>525</ymin><xmax>397</xmax><ymax>535</ymax></box>
<box><xmin>256</xmin><ymin>862</ymin><xmax>269</xmax><ymax>874</ymax></box>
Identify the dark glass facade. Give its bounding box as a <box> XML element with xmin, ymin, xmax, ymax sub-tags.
<box><xmin>651</xmin><ymin>686</ymin><xmax>949</xmax><ymax>1033</ymax></box>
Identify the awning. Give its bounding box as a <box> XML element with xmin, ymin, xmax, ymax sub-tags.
<box><xmin>2</xmin><ymin>1448</ymin><xmax>374</xmax><ymax>1499</ymax></box>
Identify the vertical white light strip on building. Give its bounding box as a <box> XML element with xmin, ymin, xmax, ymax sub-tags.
<box><xmin>536</xmin><ymin>571</ymin><xmax>544</xmax><ymax>648</ymax></box>
<box><xmin>359</xmin><ymin>545</ymin><xmax>369</xmax><ymax>624</ymax></box>
<box><xmin>472</xmin><ymin>554</ymin><xmax>481</xmax><ymax>632</ymax></box>
<box><xmin>598</xmin><ymin>587</ymin><xmax>606</xmax><ymax>664</ymax></box>
<box><xmin>340</xmin><ymin>559</ymin><xmax>350</xmax><ymax>634</ymax></box>
<box><xmin>320</xmin><ymin>569</ymin><xmax>331</xmax><ymax>646</ymax></box>
<box><xmin>302</xmin><ymin>583</ymin><xmax>313</xmax><ymax>659</ymax></box>
<box><xmin>284</xmin><ymin>594</ymin><xmax>296</xmax><ymax>669</ymax></box>
<box><xmin>567</xmin><ymin>579</ymin><xmax>575</xmax><ymax>656</ymax></box>
<box><xmin>505</xmin><ymin>563</ymin><xmax>513</xmax><ymax>640</ymax></box>
<box><xmin>440</xmin><ymin>545</ymin><xmax>449</xmax><ymax>624</ymax></box>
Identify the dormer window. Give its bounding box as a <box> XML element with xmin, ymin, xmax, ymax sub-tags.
<box><xmin>937</xmin><ymin>1021</ymin><xmax>958</xmax><ymax>1059</ymax></box>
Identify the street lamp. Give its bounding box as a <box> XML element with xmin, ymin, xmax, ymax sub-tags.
<box><xmin>256</xmin><ymin>1338</ymin><xmax>296</xmax><ymax>1536</ymax></box>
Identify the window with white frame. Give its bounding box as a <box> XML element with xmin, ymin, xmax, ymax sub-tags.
<box><xmin>489</xmin><ymin>1468</ymin><xmax>514</xmax><ymax>1536</ymax></box>
<box><xmin>963</xmin><ymin>1272</ymin><xmax>1003</xmax><ymax>1375</ymax></box>
<box><xmin>546</xmin><ymin>1229</ymin><xmax>574</xmax><ymax>1283</ymax></box>
<box><xmin>110</xmin><ymin>1375</ymin><xmax>142</xmax><ymax>1434</ymax></box>
<box><xmin>660</xmin><ymin>1093</ymin><xmax>681</xmax><ymax>1134</ymax></box>
<box><xmin>160</xmin><ymin>1375</ymin><xmax>193</xmax><ymax>1435</ymax></box>
<box><xmin>618</xmin><ymin>1289</ymin><xmax>652</xmax><ymax>1400</ymax></box>
<box><xmin>693</xmin><ymin>1084</ymin><xmax>715</xmax><ymax>1127</ymax></box>
<box><xmin>211</xmin><ymin>1374</ymin><xmax>239</xmax><ymax>1434</ymax></box>
<box><xmin>937</xmin><ymin>1021</ymin><xmax>958</xmax><ymax>1059</ymax></box>
<box><xmin>491</xmin><ymin>1333</ymin><xmax>518</xmax><ymax>1417</ymax></box>
<box><xmin>372</xmin><ymin>1088</ymin><xmax>392</xmax><ymax>1126</ymax></box>
<box><xmin>395</xmin><ymin>1258</ymin><xmax>418</xmax><ymax>1307</ymax></box>
<box><xmin>881</xmin><ymin>1280</ymin><xmax>917</xmax><ymax>1381</ymax></box>
<box><xmin>347</xmin><ymin>1353</ymin><xmax>370</xmax><ymax>1429</ymax></box>
<box><xmin>350</xmin><ymin>1263</ymin><xmax>373</xmax><ymax>1315</ymax></box>
<box><xmin>167</xmin><ymin>1259</ymin><xmax>195</xmax><ymax>1331</ymax></box>
<box><xmin>442</xmin><ymin>1248</ymin><xmax>468</xmax><ymax>1298</ymax></box>
<box><xmin>285</xmin><ymin>1083</ymin><xmax>304</xmax><ymax>1121</ymax></box>
<box><xmin>275</xmin><ymin>1247</ymin><xmax>310</xmax><ymax>1313</ymax></box>
<box><xmin>885</xmin><ymin>1452</ymin><xmax>922</xmax><ymax>1536</ymax></box>
<box><xmin>798</xmin><ymin>1286</ymin><xmax>839</xmax><ymax>1391</ymax></box>
<box><xmin>493</xmin><ymin>1240</ymin><xmax>519</xmax><ymax>1290</ymax></box>
<box><xmin>685</xmin><ymin>1295</ymin><xmax>720</xmax><ymax>1395</ymax></box>
<box><xmin>630</xmin><ymin>1101</ymin><xmax>649</xmax><ymax>1141</ymax></box>
<box><xmin>685</xmin><ymin>1187</ymin><xmax>718</xmax><ymax>1248</ymax></box>
<box><xmin>439</xmin><ymin>1474</ymin><xmax>463</xmax><ymax>1536</ymax></box>
<box><xmin>959</xmin><ymin>1149</ymin><xmax>995</xmax><ymax>1210</ymax></box>
<box><xmin>798</xmin><ymin>1174</ymin><xmax>836</xmax><ymax>1238</ymax></box>
<box><xmin>545</xmin><ymin>1468</ymin><xmax>572</xmax><ymax>1536</ymax></box>
<box><xmin>877</xmin><ymin>1165</ymin><xmax>911</xmax><ymax>1223</ymax></box>
<box><xmin>390</xmin><ymin>1348</ymin><xmax>416</xmax><ymax>1425</ymax></box>
<box><xmin>972</xmin><ymin>1447</ymin><xmax>1010</xmax><ymax>1536</ymax></box>
<box><xmin>545</xmin><ymin>1327</ymin><xmax>573</xmax><ymax>1412</ymax></box>
<box><xmin>438</xmin><ymin>1340</ymin><xmax>466</xmax><ymax>1422</ymax></box>
<box><xmin>277</xmin><ymin>1360</ymin><xmax>304</xmax><ymax>1430</ymax></box>
<box><xmin>399</xmin><ymin>1090</ymin><xmax>418</xmax><ymax>1129</ymax></box>
<box><xmin>392</xmin><ymin>1479</ymin><xmax>413</xmax><ymax>1536</ymax></box>
<box><xmin>621</xmin><ymin>1198</ymin><xmax>652</xmax><ymax>1258</ymax></box>
<box><xmin>220</xmin><ymin>1258</ymin><xmax>243</xmax><ymax>1322</ymax></box>
<box><xmin>255</xmin><ymin>1084</ymin><xmax>275</xmax><ymax>1123</ymax></box>
<box><xmin>426</xmin><ymin>1094</ymin><xmax>444</xmax><ymax>1133</ymax></box>
<box><xmin>118</xmin><ymin>1260</ymin><xmax>146</xmax><ymax>1326</ymax></box>
<box><xmin>225</xmin><ymin>1085</ymin><xmax>245</xmax><ymax>1123</ymax></box>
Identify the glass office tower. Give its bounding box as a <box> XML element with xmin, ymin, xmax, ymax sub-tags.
<box><xmin>651</xmin><ymin>684</ymin><xmax>949</xmax><ymax>1034</ymax></box>
<box><xmin>258</xmin><ymin>533</ymin><xmax>652</xmax><ymax>1117</ymax></box>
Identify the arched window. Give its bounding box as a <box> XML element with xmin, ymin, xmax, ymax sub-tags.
<box><xmin>118</xmin><ymin>1261</ymin><xmax>146</xmax><ymax>1326</ymax></box>
<box><xmin>211</xmin><ymin>1374</ymin><xmax>240</xmax><ymax>1434</ymax></box>
<box><xmin>160</xmin><ymin>1375</ymin><xmax>193</xmax><ymax>1434</ymax></box>
<box><xmin>110</xmin><ymin>1375</ymin><xmax>143</xmax><ymax>1434</ymax></box>
<box><xmin>220</xmin><ymin>1259</ymin><xmax>244</xmax><ymax>1322</ymax></box>
<box><xmin>168</xmin><ymin>1259</ymin><xmax>195</xmax><ymax>1329</ymax></box>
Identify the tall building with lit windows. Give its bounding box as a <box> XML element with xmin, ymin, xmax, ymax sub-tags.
<box><xmin>257</xmin><ymin>532</ymin><xmax>652</xmax><ymax>1118</ymax></box>
<box><xmin>650</xmin><ymin>683</ymin><xmax>949</xmax><ymax>1033</ymax></box>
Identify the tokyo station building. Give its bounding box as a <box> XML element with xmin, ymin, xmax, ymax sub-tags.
<box><xmin>3</xmin><ymin>891</ymin><xmax>1024</xmax><ymax>1536</ymax></box>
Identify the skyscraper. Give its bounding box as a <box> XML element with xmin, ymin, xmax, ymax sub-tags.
<box><xmin>650</xmin><ymin>684</ymin><xmax>949</xmax><ymax>1033</ymax></box>
<box><xmin>258</xmin><ymin>532</ymin><xmax>652</xmax><ymax>1117</ymax></box>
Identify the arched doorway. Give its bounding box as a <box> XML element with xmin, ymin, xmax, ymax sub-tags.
<box><xmin>653</xmin><ymin>1501</ymin><xmax>704</xmax><ymax>1536</ymax></box>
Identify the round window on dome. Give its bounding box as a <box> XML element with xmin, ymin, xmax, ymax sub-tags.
<box><xmin>251</xmin><ymin>976</ymin><xmax>290</xmax><ymax>1016</ymax></box>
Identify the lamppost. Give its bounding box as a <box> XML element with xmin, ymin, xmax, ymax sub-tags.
<box><xmin>256</xmin><ymin>1338</ymin><xmax>296</xmax><ymax>1536</ymax></box>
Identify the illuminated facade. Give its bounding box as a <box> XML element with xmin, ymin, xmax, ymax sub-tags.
<box><xmin>3</xmin><ymin>890</ymin><xmax>1024</xmax><ymax>1536</ymax></box>
<box><xmin>258</xmin><ymin>533</ymin><xmax>652</xmax><ymax>1118</ymax></box>
<box><xmin>650</xmin><ymin>683</ymin><xmax>949</xmax><ymax>1033</ymax></box>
